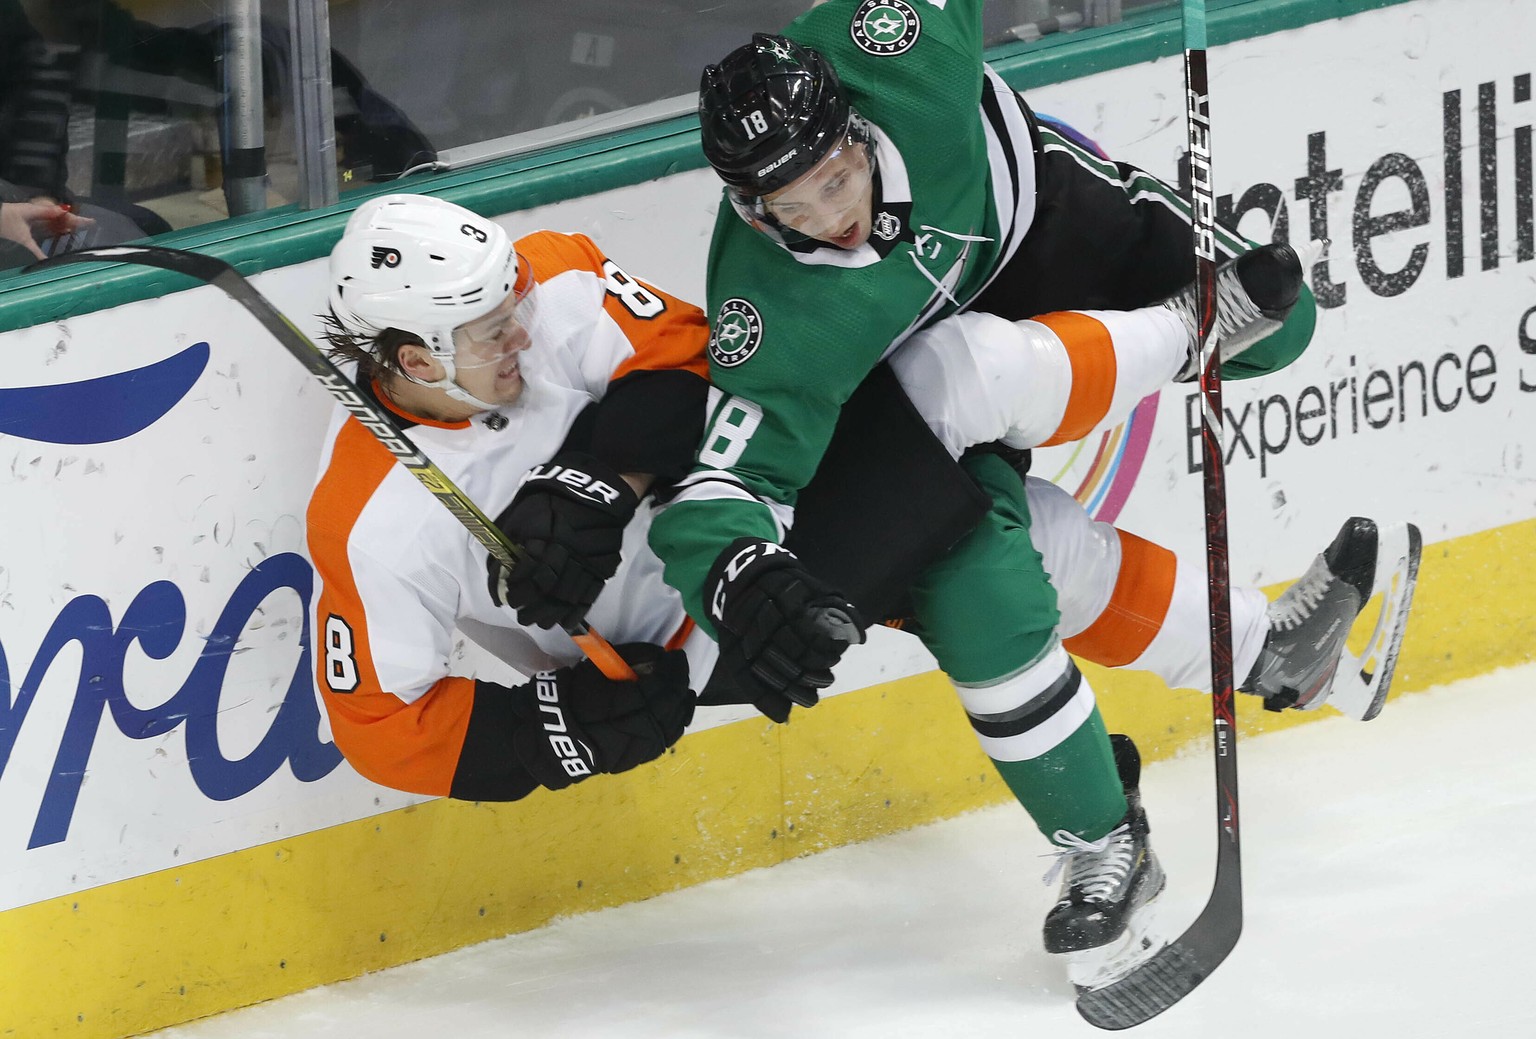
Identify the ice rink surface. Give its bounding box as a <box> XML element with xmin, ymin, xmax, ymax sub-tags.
<box><xmin>151</xmin><ymin>666</ymin><xmax>1535</xmax><ymax>1039</ymax></box>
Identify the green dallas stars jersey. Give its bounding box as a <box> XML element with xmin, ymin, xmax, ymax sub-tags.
<box><xmin>648</xmin><ymin>0</ymin><xmax>1044</xmax><ymax>632</ymax></box>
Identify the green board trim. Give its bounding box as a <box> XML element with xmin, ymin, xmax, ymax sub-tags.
<box><xmin>0</xmin><ymin>0</ymin><xmax>1416</xmax><ymax>331</ymax></box>
<box><xmin>984</xmin><ymin>0</ymin><xmax>1414</xmax><ymax>90</ymax></box>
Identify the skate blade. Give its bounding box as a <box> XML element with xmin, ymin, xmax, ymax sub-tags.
<box><xmin>1296</xmin><ymin>237</ymin><xmax>1329</xmax><ymax>270</ymax></box>
<box><xmin>1067</xmin><ymin>895</ymin><xmax>1169</xmax><ymax>993</ymax></box>
<box><xmin>1328</xmin><ymin>522</ymin><xmax>1422</xmax><ymax>721</ymax></box>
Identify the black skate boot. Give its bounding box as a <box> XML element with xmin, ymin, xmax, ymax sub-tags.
<box><xmin>1170</xmin><ymin>242</ymin><xmax>1305</xmax><ymax>382</ymax></box>
<box><xmin>1241</xmin><ymin>516</ymin><xmax>1422</xmax><ymax>721</ymax></box>
<box><xmin>1042</xmin><ymin>735</ymin><xmax>1167</xmax><ymax>990</ymax></box>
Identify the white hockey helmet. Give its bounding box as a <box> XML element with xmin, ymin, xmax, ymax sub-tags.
<box><xmin>327</xmin><ymin>193</ymin><xmax>522</xmax><ymax>356</ymax></box>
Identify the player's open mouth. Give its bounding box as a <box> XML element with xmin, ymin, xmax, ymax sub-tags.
<box><xmin>498</xmin><ymin>359</ymin><xmax>520</xmax><ymax>380</ymax></box>
<box><xmin>831</xmin><ymin>222</ymin><xmax>863</xmax><ymax>248</ymax></box>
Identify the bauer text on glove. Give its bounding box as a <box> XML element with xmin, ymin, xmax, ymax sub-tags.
<box><xmin>506</xmin><ymin>643</ymin><xmax>695</xmax><ymax>791</ymax></box>
<box><xmin>487</xmin><ymin>450</ymin><xmax>642</xmax><ymax>629</ymax></box>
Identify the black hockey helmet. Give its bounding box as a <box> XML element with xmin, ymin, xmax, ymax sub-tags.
<box><xmin>699</xmin><ymin>33</ymin><xmax>851</xmax><ymax>197</ymax></box>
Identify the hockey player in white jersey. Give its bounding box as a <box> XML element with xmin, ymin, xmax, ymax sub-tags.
<box><xmin>307</xmin><ymin>194</ymin><xmax>712</xmax><ymax>801</ymax></box>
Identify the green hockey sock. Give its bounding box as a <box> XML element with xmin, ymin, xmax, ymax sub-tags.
<box><xmin>987</xmin><ymin>706</ymin><xmax>1127</xmax><ymax>844</ymax></box>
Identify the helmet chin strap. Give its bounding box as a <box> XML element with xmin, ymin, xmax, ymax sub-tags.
<box><xmin>404</xmin><ymin>335</ymin><xmax>504</xmax><ymax>413</ymax></box>
<box><xmin>436</xmin><ymin>376</ymin><xmax>503</xmax><ymax>413</ymax></box>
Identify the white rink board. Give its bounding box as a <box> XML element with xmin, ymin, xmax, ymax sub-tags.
<box><xmin>1024</xmin><ymin>0</ymin><xmax>1536</xmax><ymax>584</ymax></box>
<box><xmin>0</xmin><ymin>268</ymin><xmax>426</xmax><ymax>913</ymax></box>
<box><xmin>2</xmin><ymin>0</ymin><xmax>1533</xmax><ymax>912</ymax></box>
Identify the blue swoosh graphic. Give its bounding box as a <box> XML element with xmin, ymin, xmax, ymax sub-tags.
<box><xmin>0</xmin><ymin>342</ymin><xmax>209</xmax><ymax>445</ymax></box>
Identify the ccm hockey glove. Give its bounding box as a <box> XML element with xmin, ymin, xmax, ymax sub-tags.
<box><xmin>488</xmin><ymin>451</ymin><xmax>641</xmax><ymax>629</ymax></box>
<box><xmin>704</xmin><ymin>537</ymin><xmax>866</xmax><ymax>723</ymax></box>
<box><xmin>508</xmin><ymin>643</ymin><xmax>694</xmax><ymax>791</ymax></box>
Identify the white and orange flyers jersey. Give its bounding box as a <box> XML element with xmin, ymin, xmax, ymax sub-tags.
<box><xmin>305</xmin><ymin>231</ymin><xmax>709</xmax><ymax>798</ymax></box>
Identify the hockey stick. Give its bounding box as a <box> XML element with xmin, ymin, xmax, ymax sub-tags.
<box><xmin>28</xmin><ymin>245</ymin><xmax>637</xmax><ymax>681</ymax></box>
<box><xmin>1075</xmin><ymin>1</ymin><xmax>1242</xmax><ymax>1028</ymax></box>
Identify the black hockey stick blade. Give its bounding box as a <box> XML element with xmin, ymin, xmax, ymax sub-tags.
<box><xmin>29</xmin><ymin>242</ymin><xmax>239</xmax><ymax>279</ymax></box>
<box><xmin>26</xmin><ymin>245</ymin><xmax>638</xmax><ymax>680</ymax></box>
<box><xmin>1075</xmin><ymin>893</ymin><xmax>1241</xmax><ymax>1029</ymax></box>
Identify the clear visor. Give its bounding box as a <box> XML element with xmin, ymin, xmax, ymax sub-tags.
<box><xmin>447</xmin><ymin>261</ymin><xmax>538</xmax><ymax>372</ymax></box>
<box><xmin>730</xmin><ymin>118</ymin><xmax>876</xmax><ymax>244</ymax></box>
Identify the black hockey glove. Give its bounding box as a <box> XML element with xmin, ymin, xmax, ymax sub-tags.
<box><xmin>702</xmin><ymin>537</ymin><xmax>866</xmax><ymax>724</ymax></box>
<box><xmin>508</xmin><ymin>643</ymin><xmax>695</xmax><ymax>791</ymax></box>
<box><xmin>487</xmin><ymin>451</ymin><xmax>642</xmax><ymax>630</ymax></box>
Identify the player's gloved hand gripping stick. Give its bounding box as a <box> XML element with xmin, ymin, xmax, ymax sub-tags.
<box><xmin>28</xmin><ymin>245</ymin><xmax>638</xmax><ymax>681</ymax></box>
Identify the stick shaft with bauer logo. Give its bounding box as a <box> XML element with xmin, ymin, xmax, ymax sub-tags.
<box><xmin>1076</xmin><ymin>1</ymin><xmax>1244</xmax><ymax>1027</ymax></box>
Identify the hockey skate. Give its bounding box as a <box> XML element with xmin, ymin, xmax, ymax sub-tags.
<box><xmin>1042</xmin><ymin>734</ymin><xmax>1167</xmax><ymax>992</ymax></box>
<box><xmin>1242</xmin><ymin>517</ymin><xmax>1422</xmax><ymax>721</ymax></box>
<box><xmin>1169</xmin><ymin>241</ymin><xmax>1308</xmax><ymax>382</ymax></box>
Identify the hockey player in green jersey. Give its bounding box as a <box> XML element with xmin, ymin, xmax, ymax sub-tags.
<box><xmin>649</xmin><ymin>4</ymin><xmax>1420</xmax><ymax>993</ymax></box>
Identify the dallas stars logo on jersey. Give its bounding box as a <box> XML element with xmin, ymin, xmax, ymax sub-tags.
<box><xmin>710</xmin><ymin>298</ymin><xmax>764</xmax><ymax>367</ymax></box>
<box><xmin>850</xmin><ymin>0</ymin><xmax>922</xmax><ymax>56</ymax></box>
